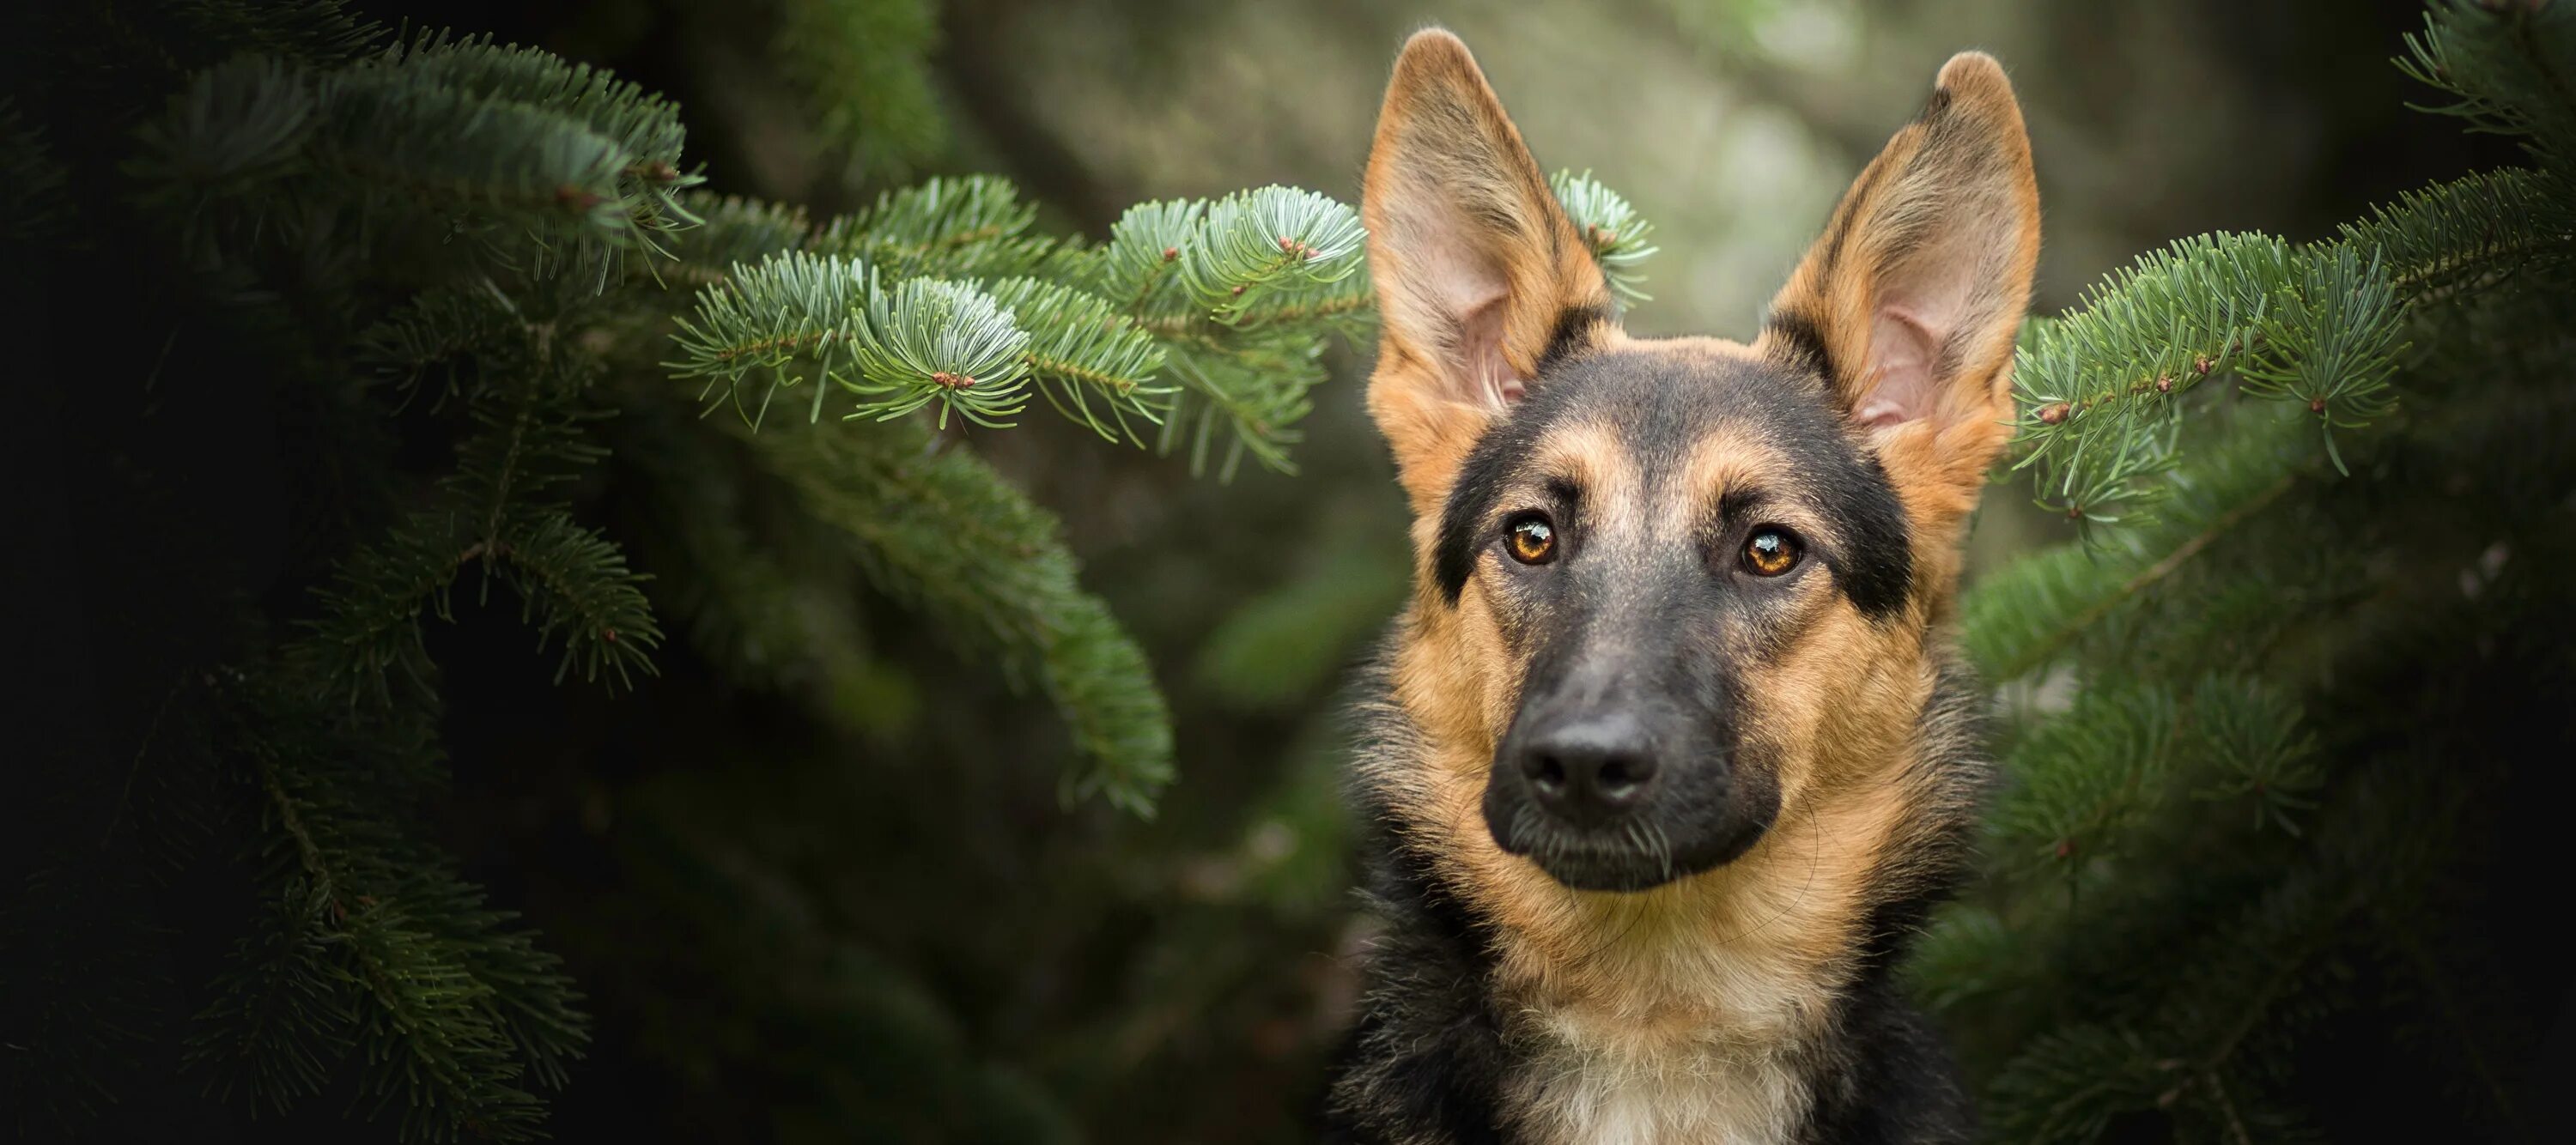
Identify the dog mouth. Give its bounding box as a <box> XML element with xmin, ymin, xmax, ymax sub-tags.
<box><xmin>1485</xmin><ymin>809</ymin><xmax>1767</xmax><ymax>893</ymax></box>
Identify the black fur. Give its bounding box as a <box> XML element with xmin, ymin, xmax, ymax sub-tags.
<box><xmin>1537</xmin><ymin>305</ymin><xmax>1610</xmax><ymax>373</ymax></box>
<box><xmin>1796</xmin><ymin>660</ymin><xmax>1989</xmax><ymax>1142</ymax></box>
<box><xmin>1763</xmin><ymin>309</ymin><xmax>1840</xmax><ymax>391</ymax></box>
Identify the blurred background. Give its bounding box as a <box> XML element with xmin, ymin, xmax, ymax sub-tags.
<box><xmin>55</xmin><ymin>0</ymin><xmax>2519</xmax><ymax>1141</ymax></box>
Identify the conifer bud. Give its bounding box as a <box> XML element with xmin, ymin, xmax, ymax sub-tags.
<box><xmin>2038</xmin><ymin>402</ymin><xmax>2070</xmax><ymax>425</ymax></box>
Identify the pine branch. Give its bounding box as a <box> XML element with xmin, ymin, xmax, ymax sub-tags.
<box><xmin>126</xmin><ymin>37</ymin><xmax>707</xmax><ymax>276</ymax></box>
<box><xmin>2231</xmin><ymin>246</ymin><xmax>2408</xmax><ymax>475</ymax></box>
<box><xmin>2141</xmin><ymin>861</ymin><xmax>2360</xmax><ymax>1134</ymax></box>
<box><xmin>390</xmin><ymin>870</ymin><xmax>588</xmax><ymax>1094</ymax></box>
<box><xmin>663</xmin><ymin>172</ymin><xmax>1655</xmax><ymax>480</ymax></box>
<box><xmin>288</xmin><ymin>499</ymin><xmax>653</xmax><ymax>706</ymax></box>
<box><xmin>666</xmin><ymin>249</ymin><xmax>866</xmax><ymax>425</ymax></box>
<box><xmin>1930</xmin><ymin>7</ymin><xmax>2576</xmax><ymax>1139</ymax></box>
<box><xmin>2008</xmin><ymin>232</ymin><xmax>2302</xmax><ymax>529</ymax></box>
<box><xmin>290</xmin><ymin>506</ymin><xmax>466</xmax><ymax>706</ymax></box>
<box><xmin>185</xmin><ymin>881</ymin><xmax>358</xmax><ymax>1115</ymax></box>
<box><xmin>1985</xmin><ymin>682</ymin><xmax>2181</xmax><ymax>879</ymax></box>
<box><xmin>671</xmin><ymin>254</ymin><xmax>1042</xmax><ymax>427</ymax></box>
<box><xmin>338</xmin><ymin>897</ymin><xmax>545</xmax><ymax>1143</ymax></box>
<box><xmin>2181</xmin><ymin>675</ymin><xmax>2324</xmax><ymax>836</ymax></box>
<box><xmin>1092</xmin><ymin>185</ymin><xmax>1364</xmax><ymax>325</ymax></box>
<box><xmin>72</xmin><ymin>6</ymin><xmax>1662</xmax><ymax>1136</ymax></box>
<box><xmin>670</xmin><ymin>250</ymin><xmax>1192</xmax><ymax>438</ymax></box>
<box><xmin>1082</xmin><ymin>186</ymin><xmax>1370</xmax><ymax>475</ymax></box>
<box><xmin>355</xmin><ymin>279</ymin><xmax>529</xmax><ymax>401</ymax></box>
<box><xmin>2399</xmin><ymin>0</ymin><xmax>2576</xmax><ymax>170</ymax></box>
<box><xmin>2010</xmin><ymin>3</ymin><xmax>2576</xmax><ymax>537</ymax></box>
<box><xmin>983</xmin><ymin>275</ymin><xmax>1176</xmax><ymax>444</ymax></box>
<box><xmin>841</xmin><ymin>276</ymin><xmax>1036</xmax><ymax>427</ymax></box>
<box><xmin>634</xmin><ymin>192</ymin><xmax>818</xmax><ymax>289</ymax></box>
<box><xmin>166</xmin><ymin>0</ymin><xmax>386</xmax><ymax>67</ymax></box>
<box><xmin>1963</xmin><ymin>409</ymin><xmax>2311</xmax><ymax>682</ymax></box>
<box><xmin>1983</xmin><ymin>1024</ymin><xmax>2172</xmax><ymax>1144</ymax></box>
<box><xmin>486</xmin><ymin>511</ymin><xmax>661</xmax><ymax>688</ymax></box>
<box><xmin>609</xmin><ymin>407</ymin><xmax>894</xmax><ymax>725</ymax></box>
<box><xmin>823</xmin><ymin>174</ymin><xmax>1060</xmax><ymax>279</ymax></box>
<box><xmin>2341</xmin><ymin>167</ymin><xmax>2576</xmax><ymax>300</ymax></box>
<box><xmin>296</xmin><ymin>318</ymin><xmax>659</xmax><ymax>700</ymax></box>
<box><xmin>1152</xmin><ymin>331</ymin><xmax>1326</xmax><ymax>479</ymax></box>
<box><xmin>729</xmin><ymin>417</ymin><xmax>1175</xmax><ymax>814</ymax></box>
<box><xmin>197</xmin><ymin>675</ymin><xmax>586</xmax><ymax>1142</ymax></box>
<box><xmin>1552</xmin><ymin>168</ymin><xmax>1660</xmax><ymax>307</ymax></box>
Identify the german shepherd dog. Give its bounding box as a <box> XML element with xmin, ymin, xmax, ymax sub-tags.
<box><xmin>1323</xmin><ymin>29</ymin><xmax>2038</xmax><ymax>1145</ymax></box>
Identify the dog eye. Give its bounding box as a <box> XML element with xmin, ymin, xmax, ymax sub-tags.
<box><xmin>1742</xmin><ymin>527</ymin><xmax>1801</xmax><ymax>577</ymax></box>
<box><xmin>1505</xmin><ymin>513</ymin><xmax>1558</xmax><ymax>565</ymax></box>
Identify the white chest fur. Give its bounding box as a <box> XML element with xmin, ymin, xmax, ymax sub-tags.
<box><xmin>1495</xmin><ymin>927</ymin><xmax>1832</xmax><ymax>1145</ymax></box>
<box><xmin>1508</xmin><ymin>1019</ymin><xmax>1810</xmax><ymax>1145</ymax></box>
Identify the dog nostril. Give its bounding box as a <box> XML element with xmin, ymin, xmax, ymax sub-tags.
<box><xmin>1597</xmin><ymin>757</ymin><xmax>1637</xmax><ymax>797</ymax></box>
<box><xmin>1595</xmin><ymin>753</ymin><xmax>1658</xmax><ymax>804</ymax></box>
<box><xmin>1532</xmin><ymin>755</ymin><xmax>1567</xmax><ymax>795</ymax></box>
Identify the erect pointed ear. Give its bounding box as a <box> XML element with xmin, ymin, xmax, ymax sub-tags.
<box><xmin>1363</xmin><ymin>29</ymin><xmax>1613</xmax><ymax>515</ymax></box>
<box><xmin>1755</xmin><ymin>51</ymin><xmax>2039</xmax><ymax>522</ymax></box>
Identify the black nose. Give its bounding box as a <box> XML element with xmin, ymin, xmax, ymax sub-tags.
<box><xmin>1516</xmin><ymin>713</ymin><xmax>1659</xmax><ymax>823</ymax></box>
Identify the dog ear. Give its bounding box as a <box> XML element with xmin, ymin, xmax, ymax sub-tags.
<box><xmin>1756</xmin><ymin>51</ymin><xmax>2039</xmax><ymax>518</ymax></box>
<box><xmin>1363</xmin><ymin>29</ymin><xmax>1613</xmax><ymax>514</ymax></box>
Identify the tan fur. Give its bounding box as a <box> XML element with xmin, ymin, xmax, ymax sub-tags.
<box><xmin>1357</xmin><ymin>33</ymin><xmax>2038</xmax><ymax>1145</ymax></box>
<box><xmin>1753</xmin><ymin>51</ymin><xmax>2041</xmax><ymax>609</ymax></box>
<box><xmin>1364</xmin><ymin>30</ymin><xmax>1613</xmax><ymax>519</ymax></box>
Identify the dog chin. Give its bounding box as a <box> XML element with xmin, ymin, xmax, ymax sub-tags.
<box><xmin>1487</xmin><ymin>820</ymin><xmax>1766</xmax><ymax>893</ymax></box>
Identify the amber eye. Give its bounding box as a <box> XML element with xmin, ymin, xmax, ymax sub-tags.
<box><xmin>1506</xmin><ymin>514</ymin><xmax>1558</xmax><ymax>565</ymax></box>
<box><xmin>1743</xmin><ymin>527</ymin><xmax>1801</xmax><ymax>577</ymax></box>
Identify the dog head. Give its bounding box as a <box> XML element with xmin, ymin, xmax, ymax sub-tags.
<box><xmin>1362</xmin><ymin>32</ymin><xmax>2037</xmax><ymax>893</ymax></box>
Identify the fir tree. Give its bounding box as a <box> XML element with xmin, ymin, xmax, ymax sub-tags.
<box><xmin>3</xmin><ymin>2</ymin><xmax>1649</xmax><ymax>1138</ymax></box>
<box><xmin>1909</xmin><ymin>3</ymin><xmax>2576</xmax><ymax>1140</ymax></box>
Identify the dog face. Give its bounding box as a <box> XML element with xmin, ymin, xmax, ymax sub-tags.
<box><xmin>1361</xmin><ymin>33</ymin><xmax>2037</xmax><ymax>894</ymax></box>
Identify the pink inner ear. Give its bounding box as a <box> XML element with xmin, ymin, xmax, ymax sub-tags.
<box><xmin>1392</xmin><ymin>191</ymin><xmax>1530</xmax><ymax>410</ymax></box>
<box><xmin>1455</xmin><ymin>292</ymin><xmax>1526</xmax><ymax>407</ymax></box>
<box><xmin>1856</xmin><ymin>304</ymin><xmax>1941</xmax><ymax>429</ymax></box>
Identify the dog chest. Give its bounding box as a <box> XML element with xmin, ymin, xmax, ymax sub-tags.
<box><xmin>1501</xmin><ymin>991</ymin><xmax>1815</xmax><ymax>1145</ymax></box>
<box><xmin>1505</xmin><ymin>1028</ymin><xmax>1809</xmax><ymax>1144</ymax></box>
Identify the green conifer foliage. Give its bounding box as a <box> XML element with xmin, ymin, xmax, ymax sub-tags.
<box><xmin>1917</xmin><ymin>4</ymin><xmax>2576</xmax><ymax>1139</ymax></box>
<box><xmin>6</xmin><ymin>2</ymin><xmax>1648</xmax><ymax>1137</ymax></box>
